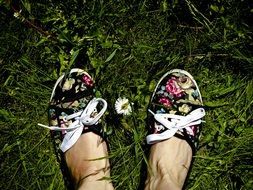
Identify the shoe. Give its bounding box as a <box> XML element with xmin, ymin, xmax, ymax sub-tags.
<box><xmin>146</xmin><ymin>69</ymin><xmax>205</xmax><ymax>153</ymax></box>
<box><xmin>38</xmin><ymin>68</ymin><xmax>107</xmax><ymax>189</ymax></box>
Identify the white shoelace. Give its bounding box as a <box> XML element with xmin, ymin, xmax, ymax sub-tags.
<box><xmin>146</xmin><ymin>108</ymin><xmax>205</xmax><ymax>144</ymax></box>
<box><xmin>38</xmin><ymin>98</ymin><xmax>107</xmax><ymax>152</ymax></box>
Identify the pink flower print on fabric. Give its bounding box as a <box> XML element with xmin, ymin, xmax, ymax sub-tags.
<box><xmin>166</xmin><ymin>77</ymin><xmax>184</xmax><ymax>98</ymax></box>
<box><xmin>159</xmin><ymin>97</ymin><xmax>172</xmax><ymax>108</ymax></box>
<box><xmin>60</xmin><ymin>120</ymin><xmax>67</xmax><ymax>135</ymax></box>
<box><xmin>82</xmin><ymin>74</ymin><xmax>93</xmax><ymax>87</ymax></box>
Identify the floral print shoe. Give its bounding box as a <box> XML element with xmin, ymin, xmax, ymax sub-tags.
<box><xmin>38</xmin><ymin>68</ymin><xmax>107</xmax><ymax>189</ymax></box>
<box><xmin>146</xmin><ymin>69</ymin><xmax>205</xmax><ymax>153</ymax></box>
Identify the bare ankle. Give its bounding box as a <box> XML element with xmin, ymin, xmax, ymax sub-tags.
<box><xmin>145</xmin><ymin>161</ymin><xmax>184</xmax><ymax>190</ymax></box>
<box><xmin>77</xmin><ymin>166</ymin><xmax>111</xmax><ymax>189</ymax></box>
<box><xmin>145</xmin><ymin>138</ymin><xmax>192</xmax><ymax>190</ymax></box>
<box><xmin>145</xmin><ymin>173</ymin><xmax>181</xmax><ymax>190</ymax></box>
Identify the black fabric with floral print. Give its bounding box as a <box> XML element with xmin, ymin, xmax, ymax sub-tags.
<box><xmin>48</xmin><ymin>70</ymin><xmax>105</xmax><ymax>189</ymax></box>
<box><xmin>148</xmin><ymin>70</ymin><xmax>204</xmax><ymax>152</ymax></box>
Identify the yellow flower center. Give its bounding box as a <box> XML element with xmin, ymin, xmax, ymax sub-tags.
<box><xmin>121</xmin><ymin>102</ymin><xmax>129</xmax><ymax>110</ymax></box>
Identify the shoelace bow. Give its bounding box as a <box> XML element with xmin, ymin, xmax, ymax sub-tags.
<box><xmin>146</xmin><ymin>108</ymin><xmax>205</xmax><ymax>144</ymax></box>
<box><xmin>38</xmin><ymin>98</ymin><xmax>107</xmax><ymax>152</ymax></box>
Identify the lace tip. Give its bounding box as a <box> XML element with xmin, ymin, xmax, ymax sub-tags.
<box><xmin>38</xmin><ymin>123</ymin><xmax>52</xmax><ymax>130</ymax></box>
<box><xmin>148</xmin><ymin>109</ymin><xmax>155</xmax><ymax>115</ymax></box>
<box><xmin>38</xmin><ymin>123</ymin><xmax>45</xmax><ymax>127</ymax></box>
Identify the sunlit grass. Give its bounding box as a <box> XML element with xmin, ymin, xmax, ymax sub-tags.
<box><xmin>0</xmin><ymin>0</ymin><xmax>252</xmax><ymax>189</ymax></box>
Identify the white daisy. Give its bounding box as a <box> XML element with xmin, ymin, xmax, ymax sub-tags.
<box><xmin>115</xmin><ymin>97</ymin><xmax>132</xmax><ymax>115</ymax></box>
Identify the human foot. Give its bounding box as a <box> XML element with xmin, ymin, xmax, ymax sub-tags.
<box><xmin>145</xmin><ymin>69</ymin><xmax>205</xmax><ymax>190</ymax></box>
<box><xmin>39</xmin><ymin>69</ymin><xmax>113</xmax><ymax>189</ymax></box>
<box><xmin>65</xmin><ymin>133</ymin><xmax>112</xmax><ymax>189</ymax></box>
<box><xmin>145</xmin><ymin>137</ymin><xmax>192</xmax><ymax>190</ymax></box>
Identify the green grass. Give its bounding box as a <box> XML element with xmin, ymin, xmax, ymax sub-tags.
<box><xmin>0</xmin><ymin>0</ymin><xmax>253</xmax><ymax>189</ymax></box>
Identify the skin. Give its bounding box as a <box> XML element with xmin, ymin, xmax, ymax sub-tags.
<box><xmin>64</xmin><ymin>132</ymin><xmax>114</xmax><ymax>190</ymax></box>
<box><xmin>65</xmin><ymin>134</ymin><xmax>192</xmax><ymax>190</ymax></box>
<box><xmin>144</xmin><ymin>137</ymin><xmax>192</xmax><ymax>190</ymax></box>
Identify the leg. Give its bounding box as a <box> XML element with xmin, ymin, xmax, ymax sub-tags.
<box><xmin>145</xmin><ymin>69</ymin><xmax>205</xmax><ymax>190</ymax></box>
<box><xmin>41</xmin><ymin>69</ymin><xmax>114</xmax><ymax>190</ymax></box>
<box><xmin>144</xmin><ymin>137</ymin><xmax>192</xmax><ymax>190</ymax></box>
<box><xmin>65</xmin><ymin>132</ymin><xmax>114</xmax><ymax>190</ymax></box>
